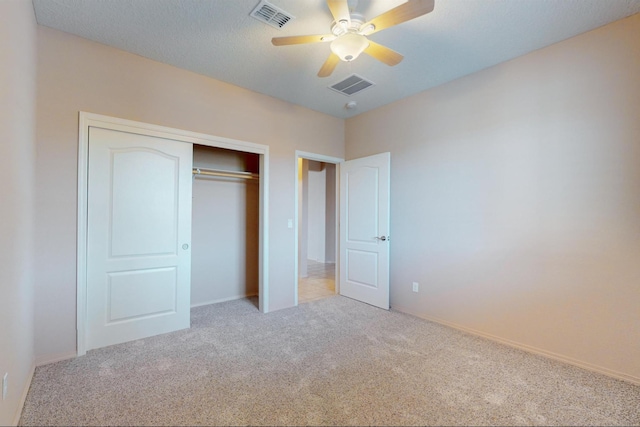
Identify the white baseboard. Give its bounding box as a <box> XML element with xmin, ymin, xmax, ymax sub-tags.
<box><xmin>35</xmin><ymin>351</ymin><xmax>77</xmax><ymax>367</ymax></box>
<box><xmin>12</xmin><ymin>362</ymin><xmax>35</xmax><ymax>426</ymax></box>
<box><xmin>191</xmin><ymin>293</ymin><xmax>258</xmax><ymax>308</ymax></box>
<box><xmin>391</xmin><ymin>304</ymin><xmax>640</xmax><ymax>386</ymax></box>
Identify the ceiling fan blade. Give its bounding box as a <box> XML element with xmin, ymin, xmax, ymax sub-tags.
<box><xmin>362</xmin><ymin>0</ymin><xmax>434</xmax><ymax>35</ymax></box>
<box><xmin>272</xmin><ymin>34</ymin><xmax>334</xmax><ymax>46</ymax></box>
<box><xmin>327</xmin><ymin>0</ymin><xmax>351</xmax><ymax>26</ymax></box>
<box><xmin>364</xmin><ymin>41</ymin><xmax>404</xmax><ymax>66</ymax></box>
<box><xmin>318</xmin><ymin>53</ymin><xmax>340</xmax><ymax>78</ymax></box>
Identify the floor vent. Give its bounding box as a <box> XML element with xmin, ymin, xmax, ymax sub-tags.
<box><xmin>250</xmin><ymin>0</ymin><xmax>294</xmax><ymax>29</ymax></box>
<box><xmin>329</xmin><ymin>74</ymin><xmax>375</xmax><ymax>96</ymax></box>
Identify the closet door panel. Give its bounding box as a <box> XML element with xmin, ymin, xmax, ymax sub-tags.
<box><xmin>86</xmin><ymin>126</ymin><xmax>192</xmax><ymax>351</ymax></box>
<box><xmin>109</xmin><ymin>149</ymin><xmax>178</xmax><ymax>257</ymax></box>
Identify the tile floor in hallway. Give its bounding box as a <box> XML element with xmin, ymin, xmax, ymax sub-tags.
<box><xmin>298</xmin><ymin>260</ymin><xmax>335</xmax><ymax>304</ymax></box>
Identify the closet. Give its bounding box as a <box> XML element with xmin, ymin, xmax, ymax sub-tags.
<box><xmin>79</xmin><ymin>113</ymin><xmax>270</xmax><ymax>354</ymax></box>
<box><xmin>191</xmin><ymin>145</ymin><xmax>260</xmax><ymax>307</ymax></box>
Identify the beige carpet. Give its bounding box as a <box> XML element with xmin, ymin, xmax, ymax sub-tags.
<box><xmin>20</xmin><ymin>296</ymin><xmax>640</xmax><ymax>426</ymax></box>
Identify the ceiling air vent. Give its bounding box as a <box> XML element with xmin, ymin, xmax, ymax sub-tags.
<box><xmin>250</xmin><ymin>0</ymin><xmax>294</xmax><ymax>30</ymax></box>
<box><xmin>329</xmin><ymin>74</ymin><xmax>375</xmax><ymax>96</ymax></box>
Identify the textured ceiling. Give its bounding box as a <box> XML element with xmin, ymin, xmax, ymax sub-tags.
<box><xmin>33</xmin><ymin>0</ymin><xmax>640</xmax><ymax>119</ymax></box>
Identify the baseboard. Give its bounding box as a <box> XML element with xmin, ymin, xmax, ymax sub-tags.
<box><xmin>35</xmin><ymin>351</ymin><xmax>77</xmax><ymax>367</ymax></box>
<box><xmin>191</xmin><ymin>293</ymin><xmax>258</xmax><ymax>308</ymax></box>
<box><xmin>11</xmin><ymin>362</ymin><xmax>35</xmax><ymax>426</ymax></box>
<box><xmin>391</xmin><ymin>304</ymin><xmax>640</xmax><ymax>386</ymax></box>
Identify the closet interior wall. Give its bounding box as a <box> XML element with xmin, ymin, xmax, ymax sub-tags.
<box><xmin>191</xmin><ymin>145</ymin><xmax>259</xmax><ymax>307</ymax></box>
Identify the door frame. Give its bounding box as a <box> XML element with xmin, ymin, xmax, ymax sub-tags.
<box><xmin>77</xmin><ymin>112</ymin><xmax>270</xmax><ymax>356</ymax></box>
<box><xmin>293</xmin><ymin>151</ymin><xmax>343</xmax><ymax>305</ymax></box>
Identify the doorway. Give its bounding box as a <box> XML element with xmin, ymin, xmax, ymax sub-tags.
<box><xmin>295</xmin><ymin>151</ymin><xmax>343</xmax><ymax>305</ymax></box>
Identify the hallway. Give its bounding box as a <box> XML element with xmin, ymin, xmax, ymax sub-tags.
<box><xmin>298</xmin><ymin>260</ymin><xmax>335</xmax><ymax>304</ymax></box>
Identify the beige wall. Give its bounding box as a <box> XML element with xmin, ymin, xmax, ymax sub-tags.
<box><xmin>325</xmin><ymin>163</ymin><xmax>337</xmax><ymax>264</ymax></box>
<box><xmin>307</xmin><ymin>161</ymin><xmax>327</xmax><ymax>263</ymax></box>
<box><xmin>346</xmin><ymin>14</ymin><xmax>640</xmax><ymax>382</ymax></box>
<box><xmin>0</xmin><ymin>0</ymin><xmax>36</xmax><ymax>424</ymax></box>
<box><xmin>35</xmin><ymin>27</ymin><xmax>344</xmax><ymax>362</ymax></box>
<box><xmin>305</xmin><ymin>161</ymin><xmax>337</xmax><ymax>264</ymax></box>
<box><xmin>298</xmin><ymin>159</ymin><xmax>309</xmax><ymax>278</ymax></box>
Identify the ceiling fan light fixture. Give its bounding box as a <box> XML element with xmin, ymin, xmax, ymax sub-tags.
<box><xmin>270</xmin><ymin>0</ymin><xmax>436</xmax><ymax>77</ymax></box>
<box><xmin>330</xmin><ymin>33</ymin><xmax>369</xmax><ymax>61</ymax></box>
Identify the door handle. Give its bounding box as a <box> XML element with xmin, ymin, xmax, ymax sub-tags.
<box><xmin>375</xmin><ymin>236</ymin><xmax>389</xmax><ymax>241</ymax></box>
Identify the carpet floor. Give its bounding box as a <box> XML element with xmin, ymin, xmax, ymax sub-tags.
<box><xmin>20</xmin><ymin>296</ymin><xmax>640</xmax><ymax>426</ymax></box>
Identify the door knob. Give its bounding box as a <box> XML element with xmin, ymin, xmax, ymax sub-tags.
<box><xmin>375</xmin><ymin>236</ymin><xmax>388</xmax><ymax>241</ymax></box>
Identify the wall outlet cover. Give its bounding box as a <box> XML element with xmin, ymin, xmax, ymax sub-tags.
<box><xmin>412</xmin><ymin>282</ymin><xmax>419</xmax><ymax>292</ymax></box>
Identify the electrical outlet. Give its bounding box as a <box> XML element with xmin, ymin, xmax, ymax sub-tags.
<box><xmin>2</xmin><ymin>373</ymin><xmax>7</xmax><ymax>400</ymax></box>
<box><xmin>412</xmin><ymin>282</ymin><xmax>419</xmax><ymax>293</ymax></box>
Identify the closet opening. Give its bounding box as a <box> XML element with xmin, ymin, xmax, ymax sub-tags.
<box><xmin>296</xmin><ymin>156</ymin><xmax>340</xmax><ymax>304</ymax></box>
<box><xmin>191</xmin><ymin>145</ymin><xmax>260</xmax><ymax>309</ymax></box>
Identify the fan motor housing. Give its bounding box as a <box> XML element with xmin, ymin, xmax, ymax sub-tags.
<box><xmin>330</xmin><ymin>13</ymin><xmax>366</xmax><ymax>36</ymax></box>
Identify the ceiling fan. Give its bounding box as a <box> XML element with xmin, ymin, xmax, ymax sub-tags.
<box><xmin>271</xmin><ymin>0</ymin><xmax>435</xmax><ymax>77</ymax></box>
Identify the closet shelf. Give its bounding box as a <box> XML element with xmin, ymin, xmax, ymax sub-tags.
<box><xmin>192</xmin><ymin>167</ymin><xmax>259</xmax><ymax>180</ymax></box>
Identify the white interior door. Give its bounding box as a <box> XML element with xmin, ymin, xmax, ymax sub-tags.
<box><xmin>86</xmin><ymin>127</ymin><xmax>193</xmax><ymax>351</ymax></box>
<box><xmin>339</xmin><ymin>152</ymin><xmax>390</xmax><ymax>309</ymax></box>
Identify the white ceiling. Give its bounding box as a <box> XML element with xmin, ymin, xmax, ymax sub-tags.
<box><xmin>33</xmin><ymin>0</ymin><xmax>640</xmax><ymax>119</ymax></box>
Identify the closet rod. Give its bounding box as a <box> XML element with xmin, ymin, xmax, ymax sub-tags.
<box><xmin>192</xmin><ymin>167</ymin><xmax>259</xmax><ymax>180</ymax></box>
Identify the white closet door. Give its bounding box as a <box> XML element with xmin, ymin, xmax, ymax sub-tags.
<box><xmin>86</xmin><ymin>127</ymin><xmax>192</xmax><ymax>351</ymax></box>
